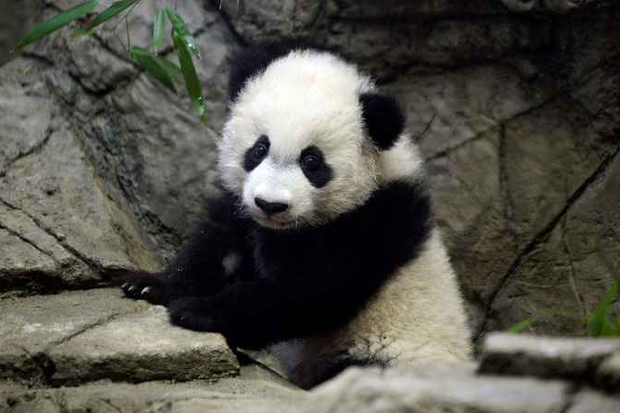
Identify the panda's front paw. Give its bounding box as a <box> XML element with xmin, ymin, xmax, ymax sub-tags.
<box><xmin>168</xmin><ymin>297</ymin><xmax>226</xmax><ymax>332</ymax></box>
<box><xmin>120</xmin><ymin>272</ymin><xmax>166</xmax><ymax>304</ymax></box>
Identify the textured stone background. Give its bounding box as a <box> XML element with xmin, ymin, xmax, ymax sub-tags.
<box><xmin>0</xmin><ymin>0</ymin><xmax>619</xmax><ymax>345</ymax></box>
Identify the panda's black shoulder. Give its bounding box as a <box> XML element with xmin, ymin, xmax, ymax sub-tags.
<box><xmin>228</xmin><ymin>39</ymin><xmax>327</xmax><ymax>100</ymax></box>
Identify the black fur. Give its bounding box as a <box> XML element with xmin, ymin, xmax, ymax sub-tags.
<box><xmin>122</xmin><ymin>192</ymin><xmax>255</xmax><ymax>305</ymax></box>
<box><xmin>360</xmin><ymin>93</ymin><xmax>406</xmax><ymax>150</ymax></box>
<box><xmin>243</xmin><ymin>135</ymin><xmax>270</xmax><ymax>172</ymax></box>
<box><xmin>228</xmin><ymin>40</ymin><xmax>316</xmax><ymax>100</ymax></box>
<box><xmin>121</xmin><ymin>180</ymin><xmax>432</xmax><ymax>350</ymax></box>
<box><xmin>299</xmin><ymin>146</ymin><xmax>333</xmax><ymax>188</ymax></box>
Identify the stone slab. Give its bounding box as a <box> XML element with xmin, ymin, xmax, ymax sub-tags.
<box><xmin>303</xmin><ymin>367</ymin><xmax>569</xmax><ymax>413</ymax></box>
<box><xmin>597</xmin><ymin>351</ymin><xmax>620</xmax><ymax>390</ymax></box>
<box><xmin>0</xmin><ymin>378</ymin><xmax>304</xmax><ymax>413</ymax></box>
<box><xmin>480</xmin><ymin>333</ymin><xmax>620</xmax><ymax>382</ymax></box>
<box><xmin>568</xmin><ymin>389</ymin><xmax>620</xmax><ymax>413</ymax></box>
<box><xmin>0</xmin><ymin>288</ymin><xmax>141</xmax><ymax>381</ymax></box>
<box><xmin>1</xmin><ymin>288</ymin><xmax>238</xmax><ymax>386</ymax></box>
<box><xmin>48</xmin><ymin>305</ymin><xmax>239</xmax><ymax>384</ymax></box>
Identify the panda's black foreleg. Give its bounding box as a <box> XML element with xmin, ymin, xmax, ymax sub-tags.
<box><xmin>121</xmin><ymin>193</ymin><xmax>251</xmax><ymax>305</ymax></box>
<box><xmin>120</xmin><ymin>219</ymin><xmax>241</xmax><ymax>304</ymax></box>
<box><xmin>166</xmin><ymin>277</ymin><xmax>369</xmax><ymax>349</ymax></box>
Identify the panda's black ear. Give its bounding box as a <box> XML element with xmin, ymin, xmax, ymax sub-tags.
<box><xmin>228</xmin><ymin>40</ymin><xmax>314</xmax><ymax>101</ymax></box>
<box><xmin>360</xmin><ymin>93</ymin><xmax>405</xmax><ymax>150</ymax></box>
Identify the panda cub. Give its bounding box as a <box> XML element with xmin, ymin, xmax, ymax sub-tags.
<box><xmin>122</xmin><ymin>42</ymin><xmax>472</xmax><ymax>388</ymax></box>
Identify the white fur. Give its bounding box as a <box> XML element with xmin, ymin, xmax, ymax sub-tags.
<box><xmin>217</xmin><ymin>48</ymin><xmax>471</xmax><ymax>387</ymax></box>
<box><xmin>218</xmin><ymin>50</ymin><xmax>378</xmax><ymax>228</ymax></box>
<box><xmin>378</xmin><ymin>135</ymin><xmax>425</xmax><ymax>183</ymax></box>
<box><xmin>222</xmin><ymin>251</ymin><xmax>242</xmax><ymax>276</ymax></box>
<box><xmin>272</xmin><ymin>229</ymin><xmax>472</xmax><ymax>387</ymax></box>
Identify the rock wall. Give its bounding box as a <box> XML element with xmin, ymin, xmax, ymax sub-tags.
<box><xmin>0</xmin><ymin>0</ymin><xmax>619</xmax><ymax>343</ymax></box>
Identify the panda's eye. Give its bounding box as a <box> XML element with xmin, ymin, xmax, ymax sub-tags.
<box><xmin>300</xmin><ymin>146</ymin><xmax>332</xmax><ymax>188</ymax></box>
<box><xmin>301</xmin><ymin>154</ymin><xmax>321</xmax><ymax>171</ymax></box>
<box><xmin>253</xmin><ymin>143</ymin><xmax>268</xmax><ymax>161</ymax></box>
<box><xmin>243</xmin><ymin>135</ymin><xmax>270</xmax><ymax>172</ymax></box>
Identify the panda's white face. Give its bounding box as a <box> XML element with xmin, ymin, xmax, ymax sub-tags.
<box><xmin>217</xmin><ymin>51</ymin><xmax>379</xmax><ymax>229</ymax></box>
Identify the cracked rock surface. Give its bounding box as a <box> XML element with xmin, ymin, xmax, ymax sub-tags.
<box><xmin>2</xmin><ymin>326</ymin><xmax>620</xmax><ymax>412</ymax></box>
<box><xmin>0</xmin><ymin>288</ymin><xmax>238</xmax><ymax>385</ymax></box>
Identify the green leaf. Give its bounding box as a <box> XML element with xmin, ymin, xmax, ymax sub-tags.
<box><xmin>173</xmin><ymin>31</ymin><xmax>205</xmax><ymax>116</ymax></box>
<box><xmin>12</xmin><ymin>0</ymin><xmax>101</xmax><ymax>52</ymax></box>
<box><xmin>165</xmin><ymin>7</ymin><xmax>200</xmax><ymax>57</ymax></box>
<box><xmin>152</xmin><ymin>7</ymin><xmax>167</xmax><ymax>52</ymax></box>
<box><xmin>507</xmin><ymin>317</ymin><xmax>535</xmax><ymax>334</ymax></box>
<box><xmin>588</xmin><ymin>277</ymin><xmax>620</xmax><ymax>337</ymax></box>
<box><xmin>130</xmin><ymin>46</ymin><xmax>177</xmax><ymax>92</ymax></box>
<box><xmin>600</xmin><ymin>317</ymin><xmax>620</xmax><ymax>337</ymax></box>
<box><xmin>157</xmin><ymin>57</ymin><xmax>182</xmax><ymax>81</ymax></box>
<box><xmin>76</xmin><ymin>0</ymin><xmax>140</xmax><ymax>35</ymax></box>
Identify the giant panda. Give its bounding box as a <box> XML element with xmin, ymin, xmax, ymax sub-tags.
<box><xmin>121</xmin><ymin>42</ymin><xmax>472</xmax><ymax>388</ymax></box>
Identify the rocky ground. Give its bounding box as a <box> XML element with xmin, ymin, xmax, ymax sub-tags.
<box><xmin>1</xmin><ymin>0</ymin><xmax>619</xmax><ymax>411</ymax></box>
<box><xmin>1</xmin><ymin>288</ymin><xmax>619</xmax><ymax>412</ymax></box>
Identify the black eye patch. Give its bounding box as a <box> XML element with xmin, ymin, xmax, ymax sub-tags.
<box><xmin>243</xmin><ymin>135</ymin><xmax>270</xmax><ymax>171</ymax></box>
<box><xmin>299</xmin><ymin>146</ymin><xmax>333</xmax><ymax>188</ymax></box>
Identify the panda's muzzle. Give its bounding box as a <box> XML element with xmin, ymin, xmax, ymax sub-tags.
<box><xmin>254</xmin><ymin>197</ymin><xmax>290</xmax><ymax>216</ymax></box>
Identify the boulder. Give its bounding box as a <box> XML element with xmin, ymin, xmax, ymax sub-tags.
<box><xmin>0</xmin><ymin>289</ymin><xmax>238</xmax><ymax>385</ymax></box>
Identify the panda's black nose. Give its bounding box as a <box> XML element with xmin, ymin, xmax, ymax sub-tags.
<box><xmin>255</xmin><ymin>197</ymin><xmax>289</xmax><ymax>215</ymax></box>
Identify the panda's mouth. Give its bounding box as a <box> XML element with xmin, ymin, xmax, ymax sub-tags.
<box><xmin>252</xmin><ymin>214</ymin><xmax>296</xmax><ymax>229</ymax></box>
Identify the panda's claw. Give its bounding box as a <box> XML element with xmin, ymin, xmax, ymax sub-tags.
<box><xmin>141</xmin><ymin>286</ymin><xmax>154</xmax><ymax>299</ymax></box>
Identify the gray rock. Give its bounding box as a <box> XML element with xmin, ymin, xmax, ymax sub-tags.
<box><xmin>0</xmin><ymin>289</ymin><xmax>239</xmax><ymax>385</ymax></box>
<box><xmin>484</xmin><ymin>145</ymin><xmax>620</xmax><ymax>336</ymax></box>
<box><xmin>567</xmin><ymin>389</ymin><xmax>620</xmax><ymax>413</ymax></box>
<box><xmin>0</xmin><ymin>0</ymin><xmax>41</xmax><ymax>66</ymax></box>
<box><xmin>0</xmin><ymin>227</ymin><xmax>58</xmax><ymax>293</ymax></box>
<box><xmin>0</xmin><ymin>120</ymin><xmax>160</xmax><ymax>293</ymax></box>
<box><xmin>501</xmin><ymin>0</ymin><xmax>612</xmax><ymax>13</ymax></box>
<box><xmin>0</xmin><ymin>81</ymin><xmax>52</xmax><ymax>176</ymax></box>
<box><xmin>0</xmin><ymin>288</ymin><xmax>141</xmax><ymax>382</ymax></box>
<box><xmin>384</xmin><ymin>65</ymin><xmax>552</xmax><ymax>160</ymax></box>
<box><xmin>597</xmin><ymin>351</ymin><xmax>620</xmax><ymax>389</ymax></box>
<box><xmin>48</xmin><ymin>305</ymin><xmax>239</xmax><ymax>384</ymax></box>
<box><xmin>0</xmin><ymin>379</ymin><xmax>304</xmax><ymax>413</ymax></box>
<box><xmin>571</xmin><ymin>60</ymin><xmax>620</xmax><ymax>140</ymax></box>
<box><xmin>501</xmin><ymin>0</ymin><xmax>539</xmax><ymax>12</ymax></box>
<box><xmin>480</xmin><ymin>333</ymin><xmax>620</xmax><ymax>383</ymax></box>
<box><xmin>303</xmin><ymin>366</ymin><xmax>569</xmax><ymax>413</ymax></box>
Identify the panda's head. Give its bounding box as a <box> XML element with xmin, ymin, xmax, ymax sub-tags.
<box><xmin>217</xmin><ymin>43</ymin><xmax>409</xmax><ymax>230</ymax></box>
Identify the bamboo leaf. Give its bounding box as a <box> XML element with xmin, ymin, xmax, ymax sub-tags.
<box><xmin>157</xmin><ymin>57</ymin><xmax>182</xmax><ymax>80</ymax></box>
<box><xmin>507</xmin><ymin>317</ymin><xmax>537</xmax><ymax>334</ymax></box>
<box><xmin>130</xmin><ymin>46</ymin><xmax>177</xmax><ymax>92</ymax></box>
<box><xmin>166</xmin><ymin>7</ymin><xmax>200</xmax><ymax>58</ymax></box>
<box><xmin>600</xmin><ymin>317</ymin><xmax>620</xmax><ymax>337</ymax></box>
<box><xmin>173</xmin><ymin>31</ymin><xmax>205</xmax><ymax>116</ymax></box>
<box><xmin>152</xmin><ymin>7</ymin><xmax>167</xmax><ymax>52</ymax></box>
<box><xmin>76</xmin><ymin>0</ymin><xmax>140</xmax><ymax>35</ymax></box>
<box><xmin>13</xmin><ymin>0</ymin><xmax>101</xmax><ymax>52</ymax></box>
<box><xmin>588</xmin><ymin>277</ymin><xmax>620</xmax><ymax>337</ymax></box>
